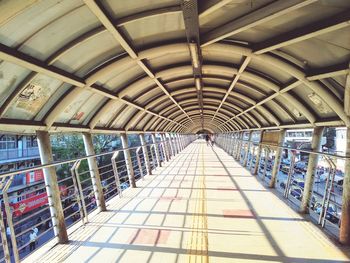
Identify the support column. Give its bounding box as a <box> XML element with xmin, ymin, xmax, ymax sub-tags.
<box><xmin>152</xmin><ymin>133</ymin><xmax>162</xmax><ymax>167</ymax></box>
<box><xmin>120</xmin><ymin>133</ymin><xmax>136</xmax><ymax>188</ymax></box>
<box><xmin>340</xmin><ymin>127</ymin><xmax>350</xmax><ymax>244</ymax></box>
<box><xmin>82</xmin><ymin>133</ymin><xmax>106</xmax><ymax>212</ymax></box>
<box><xmin>243</xmin><ymin>132</ymin><xmax>252</xmax><ymax>167</ymax></box>
<box><xmin>253</xmin><ymin>131</ymin><xmax>264</xmax><ymax>176</ymax></box>
<box><xmin>300</xmin><ymin>127</ymin><xmax>324</xmax><ymax>213</ymax></box>
<box><xmin>36</xmin><ymin>131</ymin><xmax>68</xmax><ymax>243</ymax></box>
<box><xmin>140</xmin><ymin>134</ymin><xmax>152</xmax><ymax>175</ymax></box>
<box><xmin>269</xmin><ymin>129</ymin><xmax>286</xmax><ymax>188</ymax></box>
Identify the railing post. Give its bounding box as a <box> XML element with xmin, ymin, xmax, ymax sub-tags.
<box><xmin>0</xmin><ymin>199</ymin><xmax>10</xmax><ymax>262</ymax></box>
<box><xmin>167</xmin><ymin>133</ymin><xmax>174</xmax><ymax>157</ymax></box>
<box><xmin>82</xmin><ymin>132</ymin><xmax>106</xmax><ymax>212</ymax></box>
<box><xmin>340</xmin><ymin>126</ymin><xmax>350</xmax><ymax>244</ymax></box>
<box><xmin>161</xmin><ymin>133</ymin><xmax>170</xmax><ymax>161</ymax></box>
<box><xmin>152</xmin><ymin>133</ymin><xmax>162</xmax><ymax>167</ymax></box>
<box><xmin>262</xmin><ymin>147</ymin><xmax>269</xmax><ymax>181</ymax></box>
<box><xmin>253</xmin><ymin>131</ymin><xmax>264</xmax><ymax>176</ymax></box>
<box><xmin>136</xmin><ymin>147</ymin><xmax>144</xmax><ymax>180</ymax></box>
<box><xmin>170</xmin><ymin>133</ymin><xmax>178</xmax><ymax>155</ymax></box>
<box><xmin>269</xmin><ymin>129</ymin><xmax>286</xmax><ymax>188</ymax></box>
<box><xmin>229</xmin><ymin>133</ymin><xmax>235</xmax><ymax>155</ymax></box>
<box><xmin>176</xmin><ymin>134</ymin><xmax>182</xmax><ymax>152</ymax></box>
<box><xmin>139</xmin><ymin>133</ymin><xmax>152</xmax><ymax>175</ymax></box>
<box><xmin>3</xmin><ymin>178</ymin><xmax>20</xmax><ymax>262</ymax></box>
<box><xmin>120</xmin><ymin>133</ymin><xmax>136</xmax><ymax>188</ymax></box>
<box><xmin>249</xmin><ymin>144</ymin><xmax>255</xmax><ymax>169</ymax></box>
<box><xmin>300</xmin><ymin>127</ymin><xmax>324</xmax><ymax>213</ymax></box>
<box><xmin>224</xmin><ymin>134</ymin><xmax>228</xmax><ymax>152</ymax></box>
<box><xmin>179</xmin><ymin>134</ymin><xmax>184</xmax><ymax>150</ymax></box>
<box><xmin>231</xmin><ymin>133</ymin><xmax>236</xmax><ymax>155</ymax></box>
<box><xmin>235</xmin><ymin>132</ymin><xmax>243</xmax><ymax>160</ymax></box>
<box><xmin>36</xmin><ymin>130</ymin><xmax>68</xmax><ymax>243</ymax></box>
<box><xmin>70</xmin><ymin>161</ymin><xmax>88</xmax><ymax>224</ymax></box>
<box><xmin>111</xmin><ymin>151</ymin><xmax>122</xmax><ymax>197</ymax></box>
<box><xmin>243</xmin><ymin>132</ymin><xmax>252</xmax><ymax>166</ymax></box>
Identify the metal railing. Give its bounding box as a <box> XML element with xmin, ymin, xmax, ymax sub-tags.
<box><xmin>0</xmin><ymin>134</ymin><xmax>194</xmax><ymax>263</ymax></box>
<box><xmin>216</xmin><ymin>133</ymin><xmax>349</xmax><ymax>241</ymax></box>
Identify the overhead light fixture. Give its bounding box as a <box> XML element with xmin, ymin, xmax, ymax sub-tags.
<box><xmin>308</xmin><ymin>92</ymin><xmax>332</xmax><ymax>114</ymax></box>
<box><xmin>195</xmin><ymin>78</ymin><xmax>201</xmax><ymax>91</ymax></box>
<box><xmin>189</xmin><ymin>42</ymin><xmax>199</xmax><ymax>68</ymax></box>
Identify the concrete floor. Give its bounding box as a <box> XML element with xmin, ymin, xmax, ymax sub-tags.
<box><xmin>25</xmin><ymin>141</ymin><xmax>350</xmax><ymax>263</ymax></box>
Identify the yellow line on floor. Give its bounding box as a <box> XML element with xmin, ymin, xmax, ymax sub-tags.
<box><xmin>187</xmin><ymin>144</ymin><xmax>209</xmax><ymax>263</ymax></box>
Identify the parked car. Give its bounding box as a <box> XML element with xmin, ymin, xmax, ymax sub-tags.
<box><xmin>290</xmin><ymin>187</ymin><xmax>302</xmax><ymax>200</ymax></box>
<box><xmin>314</xmin><ymin>203</ymin><xmax>340</xmax><ymax>225</ymax></box>
<box><xmin>120</xmin><ymin>182</ymin><xmax>129</xmax><ymax>190</ymax></box>
<box><xmin>280</xmin><ymin>181</ymin><xmax>286</xmax><ymax>189</ymax></box>
<box><xmin>291</xmin><ymin>179</ymin><xmax>304</xmax><ymax>189</ymax></box>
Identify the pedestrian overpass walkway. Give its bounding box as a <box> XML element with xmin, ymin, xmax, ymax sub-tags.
<box><xmin>24</xmin><ymin>141</ymin><xmax>350</xmax><ymax>263</ymax></box>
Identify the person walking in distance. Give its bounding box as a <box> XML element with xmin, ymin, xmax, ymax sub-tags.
<box><xmin>210</xmin><ymin>134</ymin><xmax>215</xmax><ymax>147</ymax></box>
<box><xmin>29</xmin><ymin>229</ymin><xmax>37</xmax><ymax>251</ymax></box>
<box><xmin>205</xmin><ymin>134</ymin><xmax>210</xmax><ymax>146</ymax></box>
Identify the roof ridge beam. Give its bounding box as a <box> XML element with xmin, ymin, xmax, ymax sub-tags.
<box><xmin>211</xmin><ymin>56</ymin><xmax>251</xmax><ymax>120</ymax></box>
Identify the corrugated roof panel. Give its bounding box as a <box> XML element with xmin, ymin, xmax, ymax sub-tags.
<box><xmin>120</xmin><ymin>12</ymin><xmax>185</xmax><ymax>49</ymax></box>
<box><xmin>101</xmin><ymin>0</ymin><xmax>181</xmax><ymax>20</ymax></box>
<box><xmin>18</xmin><ymin>5</ymin><xmax>101</xmax><ymax>61</ymax></box>
<box><xmin>94</xmin><ymin>101</ymin><xmax>126</xmax><ymax>128</ymax></box>
<box><xmin>3</xmin><ymin>74</ymin><xmax>63</xmax><ymax>120</ymax></box>
<box><xmin>55</xmin><ymin>89</ymin><xmax>94</xmax><ymax>123</ymax></box>
<box><xmin>52</xmin><ymin>31</ymin><xmax>123</xmax><ymax>76</ymax></box>
<box><xmin>0</xmin><ymin>0</ymin><xmax>83</xmax><ymax>47</ymax></box>
<box><xmin>34</xmin><ymin>83</ymin><xmax>72</xmax><ymax>121</ymax></box>
<box><xmin>0</xmin><ymin>61</ymin><xmax>31</xmax><ymax>106</ymax></box>
<box><xmin>69</xmin><ymin>93</ymin><xmax>105</xmax><ymax>125</ymax></box>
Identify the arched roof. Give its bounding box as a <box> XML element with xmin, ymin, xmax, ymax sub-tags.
<box><xmin>0</xmin><ymin>0</ymin><xmax>349</xmax><ymax>134</ymax></box>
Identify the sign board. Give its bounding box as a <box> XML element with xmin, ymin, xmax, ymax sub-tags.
<box><xmin>25</xmin><ymin>169</ymin><xmax>44</xmax><ymax>184</ymax></box>
<box><xmin>10</xmin><ymin>192</ymin><xmax>48</xmax><ymax>217</ymax></box>
<box><xmin>261</xmin><ymin>131</ymin><xmax>281</xmax><ymax>146</ymax></box>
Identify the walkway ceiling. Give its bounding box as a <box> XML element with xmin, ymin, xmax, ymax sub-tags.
<box><xmin>0</xmin><ymin>0</ymin><xmax>349</xmax><ymax>134</ymax></box>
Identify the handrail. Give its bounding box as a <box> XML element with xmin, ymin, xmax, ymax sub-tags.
<box><xmin>0</xmin><ymin>141</ymin><xmax>164</xmax><ymax>179</ymax></box>
<box><xmin>231</xmin><ymin>137</ymin><xmax>350</xmax><ymax>160</ymax></box>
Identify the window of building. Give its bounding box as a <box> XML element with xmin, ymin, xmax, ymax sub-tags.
<box><xmin>0</xmin><ymin>135</ymin><xmax>16</xmax><ymax>149</ymax></box>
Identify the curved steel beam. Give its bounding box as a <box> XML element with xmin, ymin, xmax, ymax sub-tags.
<box><xmin>83</xmin><ymin>0</ymin><xmax>193</xmax><ymax>123</ymax></box>
<box><xmin>161</xmin><ymin>111</ymin><xmax>237</xmax><ymax>132</ymax></box>
<box><xmin>0</xmin><ymin>6</ymin><xmax>181</xmax><ymax>118</ymax></box>
<box><xmin>206</xmin><ymin>43</ymin><xmax>348</xmax><ymax>126</ymax></box>
<box><xmin>172</xmin><ymin>116</ymin><xmax>227</xmax><ymax>133</ymax></box>
<box><xmin>201</xmin><ymin>0</ymin><xmax>316</xmax><ymax>46</ymax></box>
